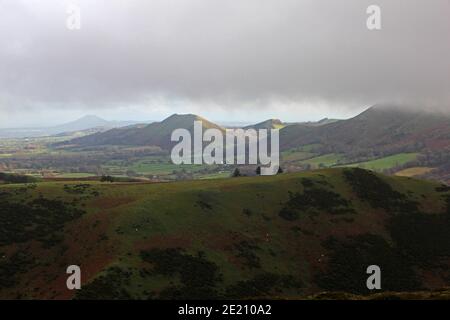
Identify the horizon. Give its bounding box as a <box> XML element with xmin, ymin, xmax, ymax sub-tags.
<box><xmin>4</xmin><ymin>102</ymin><xmax>450</xmax><ymax>130</ymax></box>
<box><xmin>0</xmin><ymin>107</ymin><xmax>364</xmax><ymax>130</ymax></box>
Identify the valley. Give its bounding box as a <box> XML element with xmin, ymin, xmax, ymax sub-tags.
<box><xmin>1</xmin><ymin>104</ymin><xmax>450</xmax><ymax>300</ymax></box>
<box><xmin>1</xmin><ymin>105</ymin><xmax>449</xmax><ymax>184</ymax></box>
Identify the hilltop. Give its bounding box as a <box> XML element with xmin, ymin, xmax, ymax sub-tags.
<box><xmin>62</xmin><ymin>113</ymin><xmax>224</xmax><ymax>149</ymax></box>
<box><xmin>0</xmin><ymin>168</ymin><xmax>449</xmax><ymax>299</ymax></box>
<box><xmin>280</xmin><ymin>104</ymin><xmax>450</xmax><ymax>154</ymax></box>
<box><xmin>244</xmin><ymin>119</ymin><xmax>285</xmax><ymax>130</ymax></box>
<box><xmin>279</xmin><ymin>105</ymin><xmax>450</xmax><ymax>182</ymax></box>
<box><xmin>63</xmin><ymin>105</ymin><xmax>450</xmax><ymax>157</ymax></box>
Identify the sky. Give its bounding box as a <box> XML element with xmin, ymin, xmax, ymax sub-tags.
<box><xmin>0</xmin><ymin>0</ymin><xmax>449</xmax><ymax>128</ymax></box>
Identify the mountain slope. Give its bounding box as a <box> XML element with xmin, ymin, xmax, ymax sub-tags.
<box><xmin>50</xmin><ymin>115</ymin><xmax>111</xmax><ymax>133</ymax></box>
<box><xmin>64</xmin><ymin>114</ymin><xmax>224</xmax><ymax>149</ymax></box>
<box><xmin>280</xmin><ymin>105</ymin><xmax>450</xmax><ymax>155</ymax></box>
<box><xmin>1</xmin><ymin>168</ymin><xmax>449</xmax><ymax>299</ymax></box>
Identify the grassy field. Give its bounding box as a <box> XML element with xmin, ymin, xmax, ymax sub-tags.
<box><xmin>281</xmin><ymin>150</ymin><xmax>316</xmax><ymax>161</ymax></box>
<box><xmin>102</xmin><ymin>156</ymin><xmax>220</xmax><ymax>177</ymax></box>
<box><xmin>1</xmin><ymin>168</ymin><xmax>449</xmax><ymax>299</ymax></box>
<box><xmin>345</xmin><ymin>153</ymin><xmax>419</xmax><ymax>171</ymax></box>
<box><xmin>129</xmin><ymin>161</ymin><xmax>209</xmax><ymax>175</ymax></box>
<box><xmin>199</xmin><ymin>172</ymin><xmax>231</xmax><ymax>180</ymax></box>
<box><xmin>298</xmin><ymin>153</ymin><xmax>344</xmax><ymax>168</ymax></box>
<box><xmin>54</xmin><ymin>172</ymin><xmax>95</xmax><ymax>178</ymax></box>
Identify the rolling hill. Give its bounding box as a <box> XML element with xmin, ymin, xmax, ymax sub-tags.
<box><xmin>63</xmin><ymin>114</ymin><xmax>224</xmax><ymax>149</ymax></box>
<box><xmin>0</xmin><ymin>168</ymin><xmax>449</xmax><ymax>299</ymax></box>
<box><xmin>244</xmin><ymin>119</ymin><xmax>285</xmax><ymax>130</ymax></box>
<box><xmin>54</xmin><ymin>106</ymin><xmax>450</xmax><ymax>182</ymax></box>
<box><xmin>279</xmin><ymin>105</ymin><xmax>450</xmax><ymax>182</ymax></box>
<box><xmin>280</xmin><ymin>105</ymin><xmax>450</xmax><ymax>155</ymax></box>
<box><xmin>65</xmin><ymin>105</ymin><xmax>450</xmax><ymax>157</ymax></box>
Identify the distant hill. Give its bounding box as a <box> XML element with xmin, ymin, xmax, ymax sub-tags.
<box><xmin>64</xmin><ymin>115</ymin><xmax>343</xmax><ymax>149</ymax></box>
<box><xmin>65</xmin><ymin>115</ymin><xmax>343</xmax><ymax>149</ymax></box>
<box><xmin>63</xmin><ymin>114</ymin><xmax>224</xmax><ymax>149</ymax></box>
<box><xmin>244</xmin><ymin>119</ymin><xmax>285</xmax><ymax>130</ymax></box>
<box><xmin>1</xmin><ymin>168</ymin><xmax>449</xmax><ymax>299</ymax></box>
<box><xmin>302</xmin><ymin>117</ymin><xmax>340</xmax><ymax>127</ymax></box>
<box><xmin>243</xmin><ymin>118</ymin><xmax>338</xmax><ymax>130</ymax></box>
<box><xmin>51</xmin><ymin>115</ymin><xmax>111</xmax><ymax>133</ymax></box>
<box><xmin>0</xmin><ymin>115</ymin><xmax>147</xmax><ymax>139</ymax></box>
<box><xmin>280</xmin><ymin>105</ymin><xmax>450</xmax><ymax>155</ymax></box>
<box><xmin>277</xmin><ymin>105</ymin><xmax>450</xmax><ymax>183</ymax></box>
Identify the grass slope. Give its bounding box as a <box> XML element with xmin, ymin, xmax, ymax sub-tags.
<box><xmin>0</xmin><ymin>168</ymin><xmax>449</xmax><ymax>299</ymax></box>
<box><xmin>345</xmin><ymin>153</ymin><xmax>419</xmax><ymax>171</ymax></box>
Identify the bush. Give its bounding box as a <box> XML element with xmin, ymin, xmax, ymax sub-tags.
<box><xmin>100</xmin><ymin>175</ymin><xmax>114</xmax><ymax>182</ymax></box>
<box><xmin>75</xmin><ymin>267</ymin><xmax>132</xmax><ymax>300</ymax></box>
<box><xmin>140</xmin><ymin>248</ymin><xmax>222</xmax><ymax>299</ymax></box>
<box><xmin>343</xmin><ymin>168</ymin><xmax>418</xmax><ymax>214</ymax></box>
<box><xmin>0</xmin><ymin>194</ymin><xmax>85</xmax><ymax>246</ymax></box>
<box><xmin>279</xmin><ymin>187</ymin><xmax>354</xmax><ymax>221</ymax></box>
<box><xmin>0</xmin><ymin>172</ymin><xmax>37</xmax><ymax>184</ymax></box>
<box><xmin>315</xmin><ymin>234</ymin><xmax>421</xmax><ymax>294</ymax></box>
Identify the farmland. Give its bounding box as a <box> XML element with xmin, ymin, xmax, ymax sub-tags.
<box><xmin>345</xmin><ymin>153</ymin><xmax>419</xmax><ymax>171</ymax></box>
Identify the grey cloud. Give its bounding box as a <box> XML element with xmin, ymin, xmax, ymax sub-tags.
<box><xmin>0</xmin><ymin>0</ymin><xmax>449</xmax><ymax>118</ymax></box>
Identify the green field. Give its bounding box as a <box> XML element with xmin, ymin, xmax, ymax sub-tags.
<box><xmin>199</xmin><ymin>172</ymin><xmax>230</xmax><ymax>180</ymax></box>
<box><xmin>54</xmin><ymin>172</ymin><xmax>95</xmax><ymax>178</ymax></box>
<box><xmin>345</xmin><ymin>153</ymin><xmax>419</xmax><ymax>171</ymax></box>
<box><xmin>102</xmin><ymin>156</ymin><xmax>221</xmax><ymax>178</ymax></box>
<box><xmin>128</xmin><ymin>161</ymin><xmax>209</xmax><ymax>175</ymax></box>
<box><xmin>298</xmin><ymin>153</ymin><xmax>344</xmax><ymax>168</ymax></box>
<box><xmin>281</xmin><ymin>150</ymin><xmax>316</xmax><ymax>161</ymax></box>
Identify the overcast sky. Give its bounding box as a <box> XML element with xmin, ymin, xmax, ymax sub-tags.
<box><xmin>0</xmin><ymin>0</ymin><xmax>449</xmax><ymax>127</ymax></box>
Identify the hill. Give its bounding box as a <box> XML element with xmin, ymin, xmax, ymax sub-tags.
<box><xmin>0</xmin><ymin>168</ymin><xmax>449</xmax><ymax>299</ymax></box>
<box><xmin>244</xmin><ymin>119</ymin><xmax>285</xmax><ymax>130</ymax></box>
<box><xmin>49</xmin><ymin>106</ymin><xmax>450</xmax><ymax>182</ymax></box>
<box><xmin>281</xmin><ymin>105</ymin><xmax>450</xmax><ymax>154</ymax></box>
<box><xmin>279</xmin><ymin>105</ymin><xmax>450</xmax><ymax>181</ymax></box>
<box><xmin>51</xmin><ymin>115</ymin><xmax>111</xmax><ymax>133</ymax></box>
<box><xmin>0</xmin><ymin>115</ymin><xmax>146</xmax><ymax>139</ymax></box>
<box><xmin>63</xmin><ymin>114</ymin><xmax>224</xmax><ymax>149</ymax></box>
<box><xmin>301</xmin><ymin>118</ymin><xmax>341</xmax><ymax>127</ymax></box>
<box><xmin>66</xmin><ymin>105</ymin><xmax>450</xmax><ymax>156</ymax></box>
<box><xmin>243</xmin><ymin>118</ymin><xmax>339</xmax><ymax>131</ymax></box>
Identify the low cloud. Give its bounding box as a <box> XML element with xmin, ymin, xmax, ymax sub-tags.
<box><xmin>0</xmin><ymin>0</ymin><xmax>449</xmax><ymax>125</ymax></box>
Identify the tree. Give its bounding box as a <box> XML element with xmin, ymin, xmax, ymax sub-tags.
<box><xmin>232</xmin><ymin>168</ymin><xmax>241</xmax><ymax>177</ymax></box>
<box><xmin>100</xmin><ymin>175</ymin><xmax>114</xmax><ymax>183</ymax></box>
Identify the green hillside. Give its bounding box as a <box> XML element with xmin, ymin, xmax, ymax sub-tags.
<box><xmin>0</xmin><ymin>168</ymin><xmax>449</xmax><ymax>299</ymax></box>
<box><xmin>346</xmin><ymin>153</ymin><xmax>419</xmax><ymax>171</ymax></box>
<box><xmin>299</xmin><ymin>153</ymin><xmax>344</xmax><ymax>168</ymax></box>
<box><xmin>280</xmin><ymin>105</ymin><xmax>450</xmax><ymax>155</ymax></box>
<box><xmin>62</xmin><ymin>114</ymin><xmax>224</xmax><ymax>149</ymax></box>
